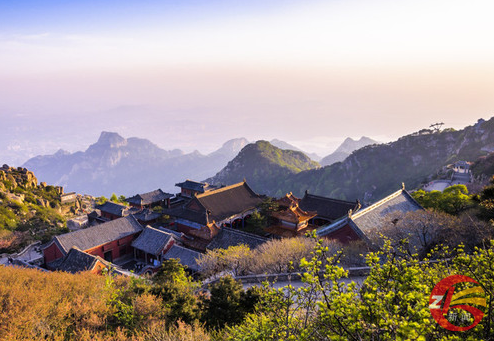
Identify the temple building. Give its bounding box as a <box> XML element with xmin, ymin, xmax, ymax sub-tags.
<box><xmin>299</xmin><ymin>191</ymin><xmax>360</xmax><ymax>226</ymax></box>
<box><xmin>175</xmin><ymin>180</ymin><xmax>219</xmax><ymax>198</ymax></box>
<box><xmin>94</xmin><ymin>201</ymin><xmax>137</xmax><ymax>221</ymax></box>
<box><xmin>131</xmin><ymin>226</ymin><xmax>176</xmax><ymax>267</ymax></box>
<box><xmin>126</xmin><ymin>189</ymin><xmax>173</xmax><ymax>209</ymax></box>
<box><xmin>42</xmin><ymin>215</ymin><xmax>143</xmax><ymax>267</ymax></box>
<box><xmin>317</xmin><ymin>186</ymin><xmax>423</xmax><ymax>244</ymax></box>
<box><xmin>169</xmin><ymin>181</ymin><xmax>264</xmax><ymax>251</ymax></box>
<box><xmin>265</xmin><ymin>193</ymin><xmax>318</xmax><ymax>238</ymax></box>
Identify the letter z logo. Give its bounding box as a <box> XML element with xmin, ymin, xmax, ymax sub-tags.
<box><xmin>429</xmin><ymin>295</ymin><xmax>444</xmax><ymax>310</ymax></box>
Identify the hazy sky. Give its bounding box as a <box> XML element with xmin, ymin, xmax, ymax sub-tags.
<box><xmin>1</xmin><ymin>0</ymin><xmax>494</xmax><ymax>160</ymax></box>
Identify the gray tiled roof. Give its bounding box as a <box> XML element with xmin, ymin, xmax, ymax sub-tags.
<box><xmin>317</xmin><ymin>189</ymin><xmax>423</xmax><ymax>238</ymax></box>
<box><xmin>175</xmin><ymin>180</ymin><xmax>217</xmax><ymax>193</ymax></box>
<box><xmin>132</xmin><ymin>209</ymin><xmax>162</xmax><ymax>222</ymax></box>
<box><xmin>299</xmin><ymin>193</ymin><xmax>359</xmax><ymax>221</ymax></box>
<box><xmin>164</xmin><ymin>245</ymin><xmax>202</xmax><ymax>271</ymax></box>
<box><xmin>169</xmin><ymin>208</ymin><xmax>209</xmax><ymax>225</ymax></box>
<box><xmin>52</xmin><ymin>215</ymin><xmax>143</xmax><ymax>254</ymax></box>
<box><xmin>56</xmin><ymin>247</ymin><xmax>108</xmax><ymax>273</ymax></box>
<box><xmin>207</xmin><ymin>227</ymin><xmax>268</xmax><ymax>250</ymax></box>
<box><xmin>95</xmin><ymin>201</ymin><xmax>129</xmax><ymax>217</ymax></box>
<box><xmin>131</xmin><ymin>226</ymin><xmax>174</xmax><ymax>255</ymax></box>
<box><xmin>351</xmin><ymin>189</ymin><xmax>422</xmax><ymax>233</ymax></box>
<box><xmin>126</xmin><ymin>189</ymin><xmax>173</xmax><ymax>205</ymax></box>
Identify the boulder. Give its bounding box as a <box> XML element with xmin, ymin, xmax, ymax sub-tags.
<box><xmin>24</xmin><ymin>171</ymin><xmax>38</xmax><ymax>188</ymax></box>
<box><xmin>6</xmin><ymin>174</ymin><xmax>17</xmax><ymax>190</ymax></box>
<box><xmin>36</xmin><ymin>198</ymin><xmax>50</xmax><ymax>208</ymax></box>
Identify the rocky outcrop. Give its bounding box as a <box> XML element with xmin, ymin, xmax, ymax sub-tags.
<box><xmin>0</xmin><ymin>166</ymin><xmax>38</xmax><ymax>189</ymax></box>
<box><xmin>36</xmin><ymin>198</ymin><xmax>50</xmax><ymax>208</ymax></box>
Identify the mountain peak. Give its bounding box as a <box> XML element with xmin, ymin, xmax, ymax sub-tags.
<box><xmin>206</xmin><ymin>141</ymin><xmax>319</xmax><ymax>195</ymax></box>
<box><xmin>96</xmin><ymin>131</ymin><xmax>127</xmax><ymax>148</ymax></box>
<box><xmin>320</xmin><ymin>136</ymin><xmax>378</xmax><ymax>166</ymax></box>
<box><xmin>334</xmin><ymin>136</ymin><xmax>377</xmax><ymax>154</ymax></box>
<box><xmin>221</xmin><ymin>137</ymin><xmax>249</xmax><ymax>150</ymax></box>
<box><xmin>54</xmin><ymin>149</ymin><xmax>70</xmax><ymax>156</ymax></box>
<box><xmin>208</xmin><ymin>137</ymin><xmax>249</xmax><ymax>158</ymax></box>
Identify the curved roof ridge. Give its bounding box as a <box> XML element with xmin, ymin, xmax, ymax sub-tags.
<box><xmin>195</xmin><ymin>181</ymin><xmax>246</xmax><ymax>198</ymax></box>
<box><xmin>351</xmin><ymin>189</ymin><xmax>404</xmax><ymax>219</ymax></box>
<box><xmin>304</xmin><ymin>192</ymin><xmax>357</xmax><ymax>204</ymax></box>
<box><xmin>221</xmin><ymin>227</ymin><xmax>269</xmax><ymax>241</ymax></box>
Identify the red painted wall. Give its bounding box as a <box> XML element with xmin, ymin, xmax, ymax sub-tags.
<box><xmin>43</xmin><ymin>233</ymin><xmax>139</xmax><ymax>265</ymax></box>
<box><xmin>324</xmin><ymin>224</ymin><xmax>361</xmax><ymax>244</ymax></box>
<box><xmin>176</xmin><ymin>222</ymin><xmax>194</xmax><ymax>234</ymax></box>
<box><xmin>101</xmin><ymin>211</ymin><xmax>121</xmax><ymax>221</ymax></box>
<box><xmin>43</xmin><ymin>242</ymin><xmax>65</xmax><ymax>264</ymax></box>
<box><xmin>85</xmin><ymin>234</ymin><xmax>137</xmax><ymax>261</ymax></box>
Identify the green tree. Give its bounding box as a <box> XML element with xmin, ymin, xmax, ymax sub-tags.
<box><xmin>412</xmin><ymin>185</ymin><xmax>473</xmax><ymax>215</ymax></box>
<box><xmin>224</xmin><ymin>237</ymin><xmax>493</xmax><ymax>340</ymax></box>
<box><xmin>245</xmin><ymin>210</ymin><xmax>266</xmax><ymax>231</ymax></box>
<box><xmin>202</xmin><ymin>276</ymin><xmax>261</xmax><ymax>329</ymax></box>
<box><xmin>96</xmin><ymin>196</ymin><xmax>108</xmax><ymax>205</ymax></box>
<box><xmin>151</xmin><ymin>259</ymin><xmax>201</xmax><ymax>326</ymax></box>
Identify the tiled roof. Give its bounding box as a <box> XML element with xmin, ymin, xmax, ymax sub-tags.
<box><xmin>271</xmin><ymin>205</ymin><xmax>317</xmax><ymax>224</ymax></box>
<box><xmin>265</xmin><ymin>225</ymin><xmax>316</xmax><ymax>238</ymax></box>
<box><xmin>95</xmin><ymin>201</ymin><xmax>129</xmax><ymax>217</ymax></box>
<box><xmin>126</xmin><ymin>189</ymin><xmax>172</xmax><ymax>205</ymax></box>
<box><xmin>131</xmin><ymin>226</ymin><xmax>174</xmax><ymax>255</ymax></box>
<box><xmin>87</xmin><ymin>209</ymin><xmax>102</xmax><ymax>218</ymax></box>
<box><xmin>157</xmin><ymin>227</ymin><xmax>184</xmax><ymax>239</ymax></box>
<box><xmin>52</xmin><ymin>215</ymin><xmax>143</xmax><ymax>254</ymax></box>
<box><xmin>299</xmin><ymin>192</ymin><xmax>359</xmax><ymax>221</ymax></box>
<box><xmin>175</xmin><ymin>180</ymin><xmax>217</xmax><ymax>193</ymax></box>
<box><xmin>164</xmin><ymin>245</ymin><xmax>202</xmax><ymax>271</ymax></box>
<box><xmin>317</xmin><ymin>188</ymin><xmax>423</xmax><ymax>238</ymax></box>
<box><xmin>194</xmin><ymin>182</ymin><xmax>263</xmax><ymax>222</ymax></box>
<box><xmin>56</xmin><ymin>247</ymin><xmax>109</xmax><ymax>273</ymax></box>
<box><xmin>132</xmin><ymin>209</ymin><xmax>162</xmax><ymax>222</ymax></box>
<box><xmin>170</xmin><ymin>181</ymin><xmax>263</xmax><ymax>225</ymax></box>
<box><xmin>188</xmin><ymin>223</ymin><xmax>221</xmax><ymax>241</ymax></box>
<box><xmin>350</xmin><ymin>189</ymin><xmax>423</xmax><ymax>233</ymax></box>
<box><xmin>171</xmin><ymin>209</ymin><xmax>210</xmax><ymax>225</ymax></box>
<box><xmin>206</xmin><ymin>227</ymin><xmax>268</xmax><ymax>250</ymax></box>
<box><xmin>276</xmin><ymin>193</ymin><xmax>300</xmax><ymax>208</ymax></box>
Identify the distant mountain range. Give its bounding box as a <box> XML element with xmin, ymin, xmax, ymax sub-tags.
<box><xmin>319</xmin><ymin>136</ymin><xmax>378</xmax><ymax>166</ymax></box>
<box><xmin>21</xmin><ymin>118</ymin><xmax>494</xmax><ymax>201</ymax></box>
<box><xmin>205</xmin><ymin>140</ymin><xmax>320</xmax><ymax>196</ymax></box>
<box><xmin>23</xmin><ymin>132</ymin><xmax>249</xmax><ymax>196</ymax></box>
<box><xmin>207</xmin><ymin>118</ymin><xmax>494</xmax><ymax>202</ymax></box>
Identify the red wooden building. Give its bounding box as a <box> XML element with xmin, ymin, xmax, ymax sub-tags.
<box><xmin>42</xmin><ymin>215</ymin><xmax>143</xmax><ymax>267</ymax></box>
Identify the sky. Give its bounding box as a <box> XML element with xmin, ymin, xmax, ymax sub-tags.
<box><xmin>1</xmin><ymin>0</ymin><xmax>494</xmax><ymax>162</ymax></box>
